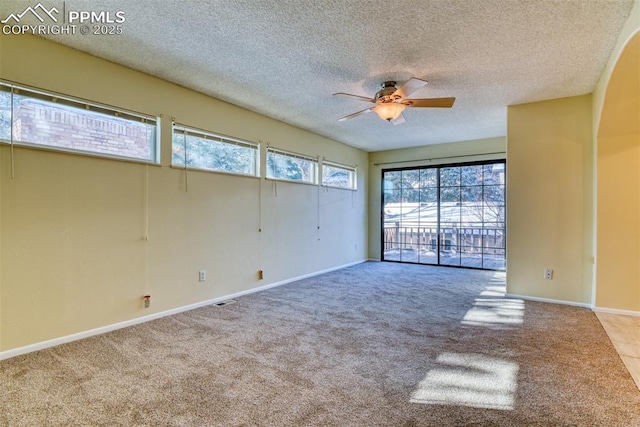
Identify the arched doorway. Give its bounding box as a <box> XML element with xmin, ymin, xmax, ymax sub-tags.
<box><xmin>596</xmin><ymin>31</ymin><xmax>640</xmax><ymax>310</ymax></box>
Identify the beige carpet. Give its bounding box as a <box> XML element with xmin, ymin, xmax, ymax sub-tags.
<box><xmin>2</xmin><ymin>262</ymin><xmax>639</xmax><ymax>426</ymax></box>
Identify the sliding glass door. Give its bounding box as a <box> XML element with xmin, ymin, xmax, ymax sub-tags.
<box><xmin>382</xmin><ymin>161</ymin><xmax>505</xmax><ymax>270</ymax></box>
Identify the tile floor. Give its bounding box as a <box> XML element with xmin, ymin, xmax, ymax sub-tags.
<box><xmin>595</xmin><ymin>311</ymin><xmax>640</xmax><ymax>390</ymax></box>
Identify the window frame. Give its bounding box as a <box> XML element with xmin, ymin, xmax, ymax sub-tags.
<box><xmin>321</xmin><ymin>159</ymin><xmax>357</xmax><ymax>190</ymax></box>
<box><xmin>381</xmin><ymin>159</ymin><xmax>506</xmax><ymax>271</ymax></box>
<box><xmin>171</xmin><ymin>123</ymin><xmax>260</xmax><ymax>178</ymax></box>
<box><xmin>265</xmin><ymin>146</ymin><xmax>319</xmax><ymax>185</ymax></box>
<box><xmin>0</xmin><ymin>80</ymin><xmax>161</xmax><ymax>164</ymax></box>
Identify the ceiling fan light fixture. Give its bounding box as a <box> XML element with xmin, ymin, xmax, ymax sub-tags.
<box><xmin>375</xmin><ymin>103</ymin><xmax>405</xmax><ymax>121</ymax></box>
<box><xmin>335</xmin><ymin>77</ymin><xmax>454</xmax><ymax>124</ymax></box>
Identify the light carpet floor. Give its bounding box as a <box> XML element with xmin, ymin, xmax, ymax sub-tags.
<box><xmin>2</xmin><ymin>262</ymin><xmax>639</xmax><ymax>426</ymax></box>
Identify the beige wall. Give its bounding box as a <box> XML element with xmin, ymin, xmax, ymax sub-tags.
<box><xmin>595</xmin><ymin>31</ymin><xmax>640</xmax><ymax>311</ymax></box>
<box><xmin>593</xmin><ymin>0</ymin><xmax>640</xmax><ymax>132</ymax></box>
<box><xmin>592</xmin><ymin>0</ymin><xmax>640</xmax><ymax>313</ymax></box>
<box><xmin>506</xmin><ymin>95</ymin><xmax>593</xmax><ymax>304</ymax></box>
<box><xmin>0</xmin><ymin>34</ymin><xmax>368</xmax><ymax>352</ymax></box>
<box><xmin>367</xmin><ymin>137</ymin><xmax>506</xmax><ymax>260</ymax></box>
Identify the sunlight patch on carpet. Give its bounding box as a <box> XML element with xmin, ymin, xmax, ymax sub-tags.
<box><xmin>492</xmin><ymin>271</ymin><xmax>507</xmax><ymax>282</ymax></box>
<box><xmin>410</xmin><ymin>352</ymin><xmax>518</xmax><ymax>411</ymax></box>
<box><xmin>479</xmin><ymin>285</ymin><xmax>507</xmax><ymax>297</ymax></box>
<box><xmin>461</xmin><ymin>298</ymin><xmax>525</xmax><ymax>328</ymax></box>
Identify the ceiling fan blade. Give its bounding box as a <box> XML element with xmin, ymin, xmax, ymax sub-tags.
<box><xmin>337</xmin><ymin>107</ymin><xmax>374</xmax><ymax>121</ymax></box>
<box><xmin>391</xmin><ymin>114</ymin><xmax>406</xmax><ymax>125</ymax></box>
<box><xmin>393</xmin><ymin>77</ymin><xmax>428</xmax><ymax>100</ymax></box>
<box><xmin>333</xmin><ymin>92</ymin><xmax>376</xmax><ymax>103</ymax></box>
<box><xmin>401</xmin><ymin>97</ymin><xmax>456</xmax><ymax>108</ymax></box>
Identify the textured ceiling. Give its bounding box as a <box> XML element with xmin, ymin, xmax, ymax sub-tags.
<box><xmin>1</xmin><ymin>0</ymin><xmax>634</xmax><ymax>151</ymax></box>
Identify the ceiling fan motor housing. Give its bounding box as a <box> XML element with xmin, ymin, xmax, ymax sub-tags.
<box><xmin>375</xmin><ymin>81</ymin><xmax>401</xmax><ymax>104</ymax></box>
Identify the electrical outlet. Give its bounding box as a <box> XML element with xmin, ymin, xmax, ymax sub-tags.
<box><xmin>544</xmin><ymin>269</ymin><xmax>553</xmax><ymax>280</ymax></box>
<box><xmin>199</xmin><ymin>270</ymin><xmax>206</xmax><ymax>282</ymax></box>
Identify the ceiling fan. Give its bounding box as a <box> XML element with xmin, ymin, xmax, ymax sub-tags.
<box><xmin>333</xmin><ymin>77</ymin><xmax>455</xmax><ymax>125</ymax></box>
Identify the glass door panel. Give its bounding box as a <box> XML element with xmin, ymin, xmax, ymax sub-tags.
<box><xmin>382</xmin><ymin>160</ymin><xmax>506</xmax><ymax>271</ymax></box>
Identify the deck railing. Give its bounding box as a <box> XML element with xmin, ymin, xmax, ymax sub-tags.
<box><xmin>383</xmin><ymin>223</ymin><xmax>505</xmax><ymax>255</ymax></box>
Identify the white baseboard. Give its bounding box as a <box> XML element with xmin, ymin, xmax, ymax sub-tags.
<box><xmin>505</xmin><ymin>293</ymin><xmax>593</xmax><ymax>309</ymax></box>
<box><xmin>592</xmin><ymin>306</ymin><xmax>640</xmax><ymax>317</ymax></box>
<box><xmin>0</xmin><ymin>259</ymin><xmax>368</xmax><ymax>361</ymax></box>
